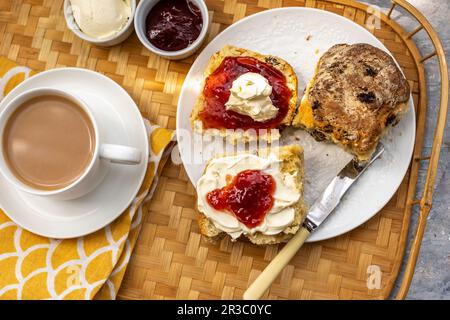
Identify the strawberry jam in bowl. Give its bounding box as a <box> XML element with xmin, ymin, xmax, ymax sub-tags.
<box><xmin>145</xmin><ymin>0</ymin><xmax>202</xmax><ymax>52</ymax></box>
<box><xmin>199</xmin><ymin>56</ymin><xmax>292</xmax><ymax>130</ymax></box>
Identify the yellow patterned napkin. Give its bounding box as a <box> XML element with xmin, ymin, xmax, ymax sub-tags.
<box><xmin>0</xmin><ymin>57</ymin><xmax>174</xmax><ymax>300</ymax></box>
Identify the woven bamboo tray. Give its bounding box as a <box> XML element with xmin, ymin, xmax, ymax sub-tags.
<box><xmin>0</xmin><ymin>0</ymin><xmax>447</xmax><ymax>299</ymax></box>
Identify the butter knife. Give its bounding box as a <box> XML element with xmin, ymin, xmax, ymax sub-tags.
<box><xmin>243</xmin><ymin>144</ymin><xmax>385</xmax><ymax>300</ymax></box>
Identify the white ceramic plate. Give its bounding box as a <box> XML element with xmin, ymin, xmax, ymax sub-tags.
<box><xmin>176</xmin><ymin>8</ymin><xmax>416</xmax><ymax>242</ymax></box>
<box><xmin>0</xmin><ymin>68</ymin><xmax>149</xmax><ymax>239</ymax></box>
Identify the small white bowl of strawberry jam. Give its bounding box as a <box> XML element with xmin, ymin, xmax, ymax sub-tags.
<box><xmin>135</xmin><ymin>0</ymin><xmax>209</xmax><ymax>60</ymax></box>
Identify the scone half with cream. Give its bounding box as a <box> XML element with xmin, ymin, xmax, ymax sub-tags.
<box><xmin>292</xmin><ymin>43</ymin><xmax>410</xmax><ymax>162</ymax></box>
<box><xmin>190</xmin><ymin>45</ymin><xmax>298</xmax><ymax>143</ymax></box>
<box><xmin>196</xmin><ymin>145</ymin><xmax>307</xmax><ymax>245</ymax></box>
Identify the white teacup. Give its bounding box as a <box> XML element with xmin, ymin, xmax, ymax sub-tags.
<box><xmin>0</xmin><ymin>88</ymin><xmax>142</xmax><ymax>200</ymax></box>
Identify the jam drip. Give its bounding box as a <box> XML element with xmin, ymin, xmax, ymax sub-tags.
<box><xmin>206</xmin><ymin>170</ymin><xmax>276</xmax><ymax>228</ymax></box>
<box><xmin>199</xmin><ymin>56</ymin><xmax>292</xmax><ymax>130</ymax></box>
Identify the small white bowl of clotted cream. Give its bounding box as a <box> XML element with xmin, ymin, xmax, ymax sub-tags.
<box><xmin>64</xmin><ymin>0</ymin><xmax>136</xmax><ymax>47</ymax></box>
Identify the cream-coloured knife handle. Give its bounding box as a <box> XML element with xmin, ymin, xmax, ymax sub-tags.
<box><xmin>243</xmin><ymin>227</ymin><xmax>310</xmax><ymax>300</ymax></box>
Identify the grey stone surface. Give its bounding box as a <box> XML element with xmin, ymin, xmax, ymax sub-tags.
<box><xmin>360</xmin><ymin>0</ymin><xmax>450</xmax><ymax>300</ymax></box>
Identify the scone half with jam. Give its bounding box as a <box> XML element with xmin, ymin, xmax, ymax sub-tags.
<box><xmin>190</xmin><ymin>45</ymin><xmax>298</xmax><ymax>143</ymax></box>
<box><xmin>292</xmin><ymin>43</ymin><xmax>410</xmax><ymax>162</ymax></box>
<box><xmin>196</xmin><ymin>145</ymin><xmax>307</xmax><ymax>245</ymax></box>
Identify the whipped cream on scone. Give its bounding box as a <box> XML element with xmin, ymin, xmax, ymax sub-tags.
<box><xmin>197</xmin><ymin>153</ymin><xmax>300</xmax><ymax>239</ymax></box>
<box><xmin>225</xmin><ymin>72</ymin><xmax>278</xmax><ymax>122</ymax></box>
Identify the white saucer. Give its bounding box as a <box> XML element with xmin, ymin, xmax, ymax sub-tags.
<box><xmin>0</xmin><ymin>68</ymin><xmax>149</xmax><ymax>239</ymax></box>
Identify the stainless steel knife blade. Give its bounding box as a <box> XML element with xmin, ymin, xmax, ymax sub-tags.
<box><xmin>303</xmin><ymin>143</ymin><xmax>385</xmax><ymax>232</ymax></box>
